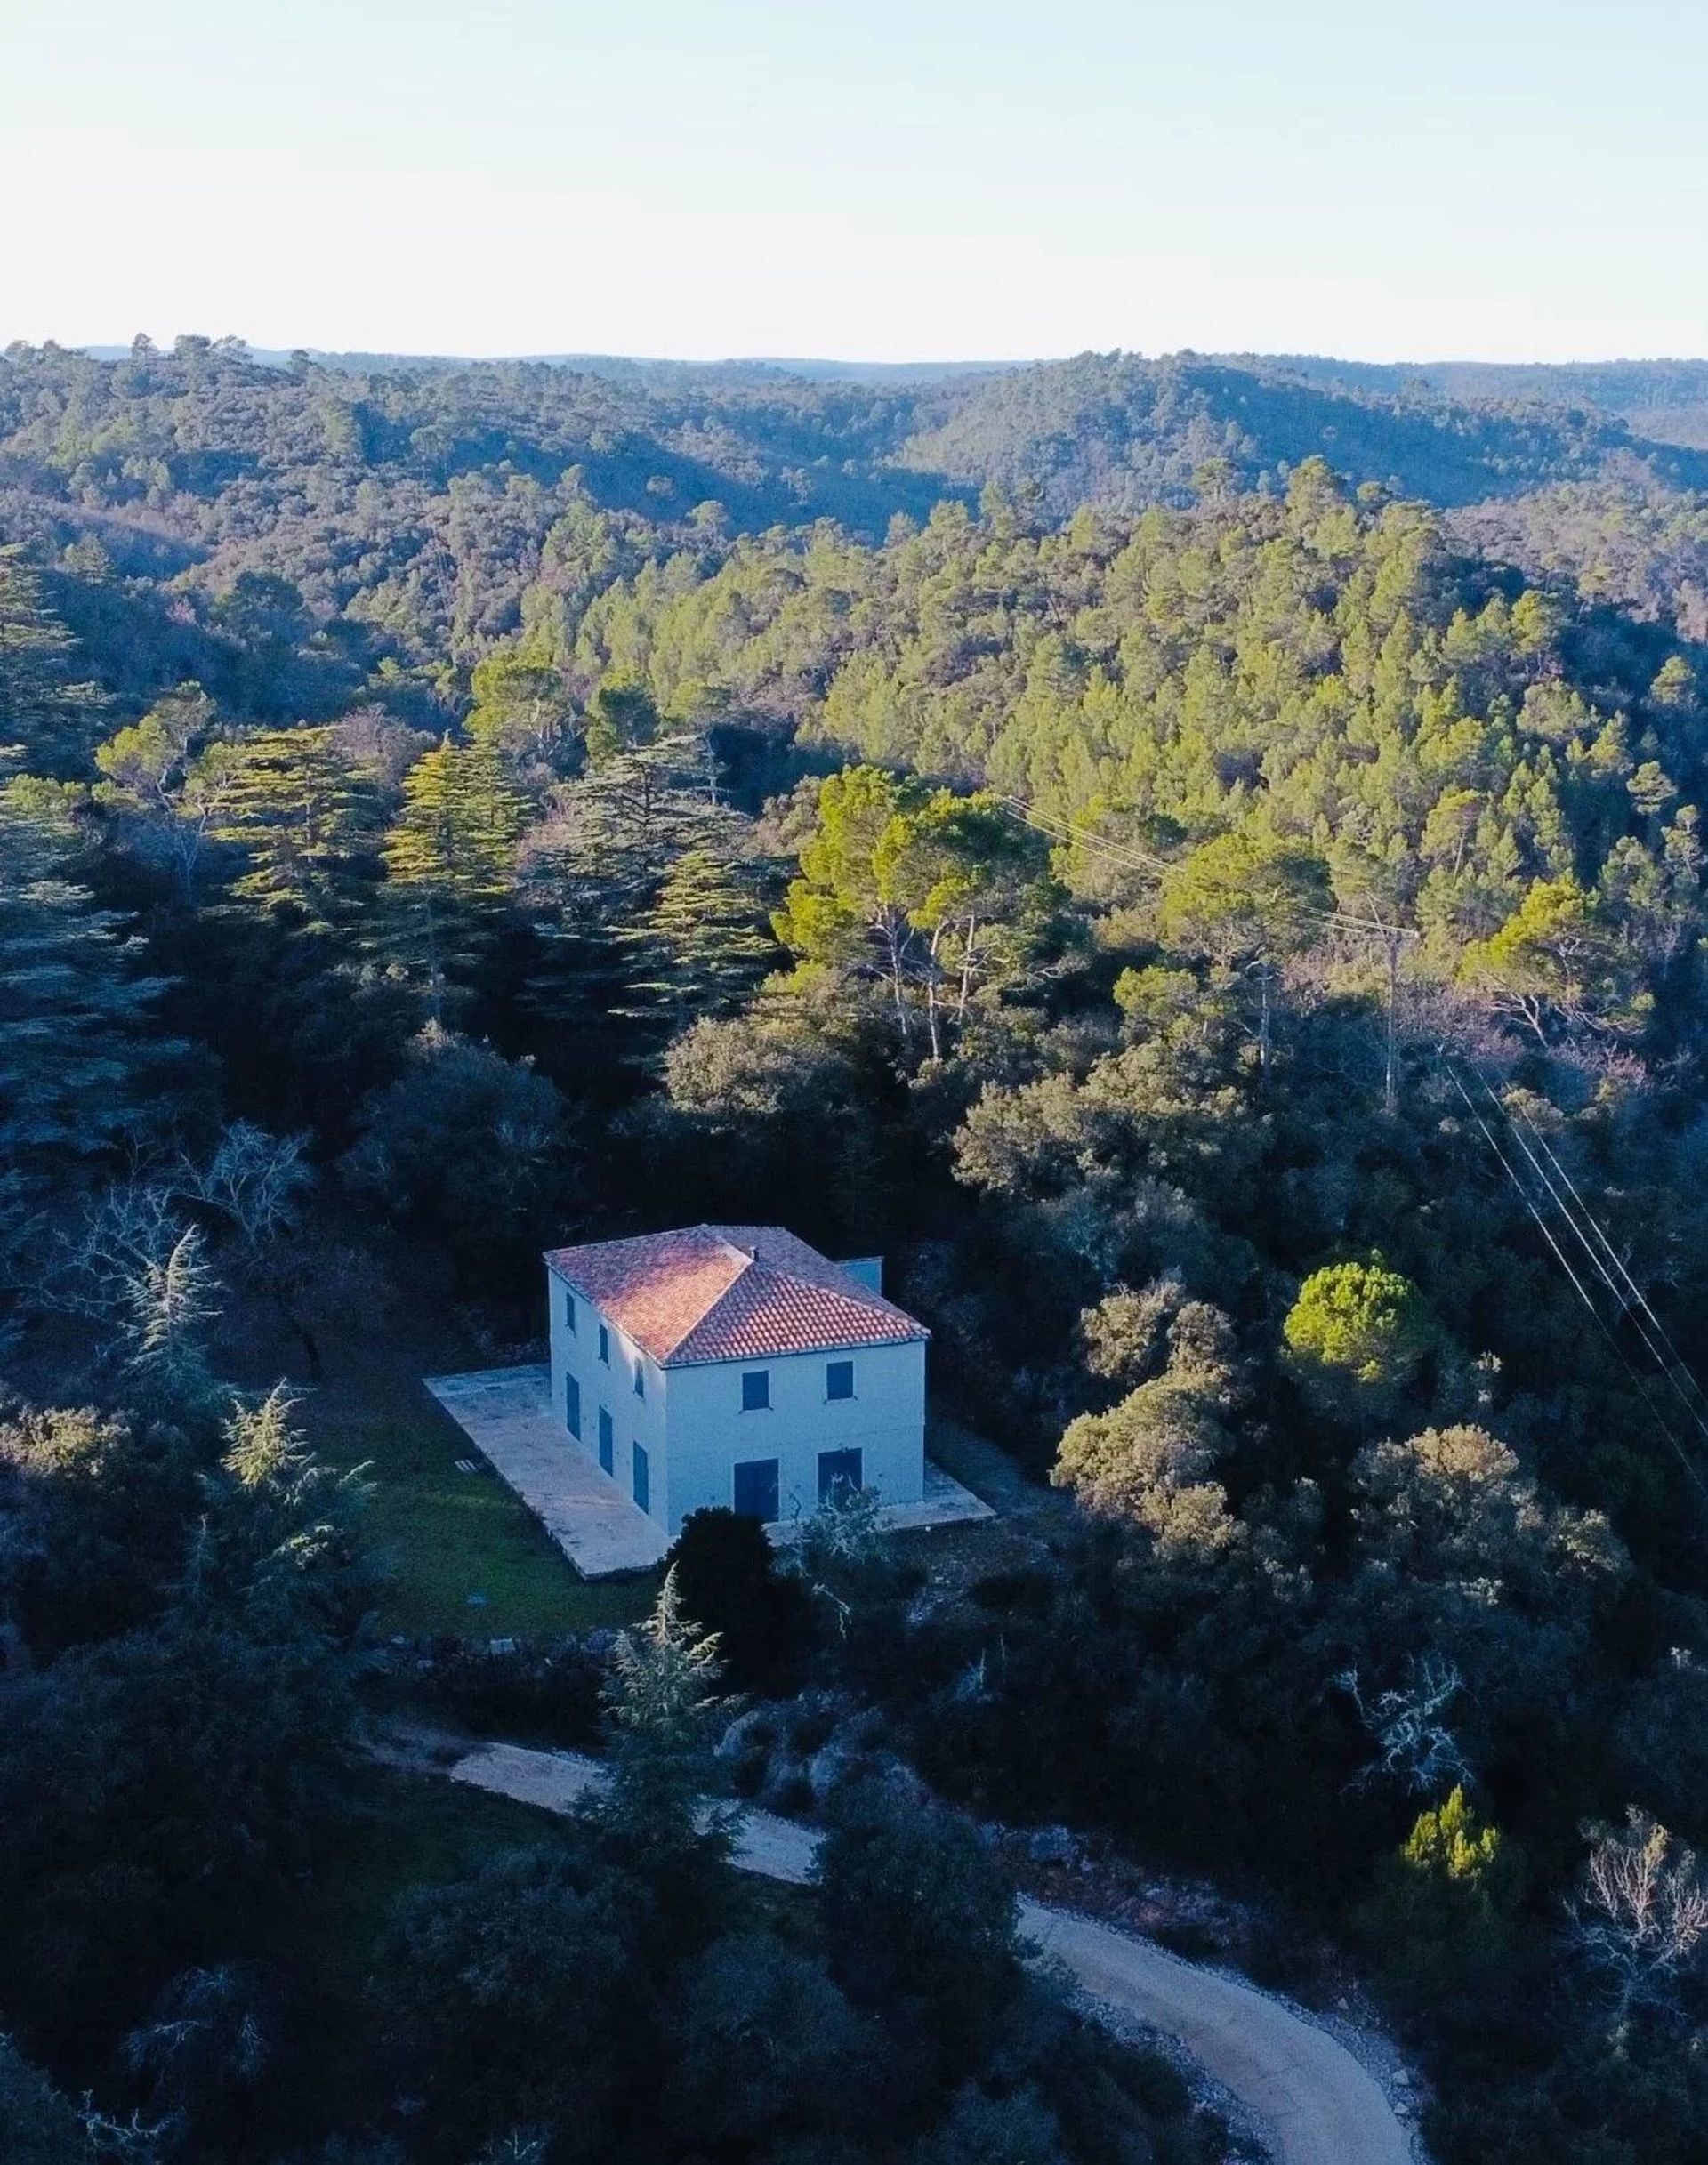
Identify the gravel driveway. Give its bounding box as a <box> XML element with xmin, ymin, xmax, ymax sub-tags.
<box><xmin>420</xmin><ymin>1737</ymin><xmax>1414</xmax><ymax>2165</ymax></box>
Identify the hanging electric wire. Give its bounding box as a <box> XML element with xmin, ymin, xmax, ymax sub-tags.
<box><xmin>1503</xmin><ymin>1090</ymin><xmax>1708</xmax><ymax>1421</ymax></box>
<box><xmin>1002</xmin><ymin>792</ymin><xmax>1708</xmax><ymax>1501</ymax></box>
<box><xmin>1438</xmin><ymin>1055</ymin><xmax>1708</xmax><ymax>1510</ymax></box>
<box><xmin>1470</xmin><ymin>1070</ymin><xmax>1708</xmax><ymax>1446</ymax></box>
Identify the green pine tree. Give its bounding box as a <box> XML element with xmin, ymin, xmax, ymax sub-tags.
<box><xmin>464</xmin><ymin>639</ymin><xmax>575</xmax><ymax>766</ymax></box>
<box><xmin>592</xmin><ymin>1568</ymin><xmax>737</xmax><ymax>1944</ymax></box>
<box><xmin>1358</xmin><ymin>1786</ymin><xmax>1524</xmax><ymax>2016</ymax></box>
<box><xmin>0</xmin><ymin>543</ymin><xmax>106</xmax><ymax>773</ymax></box>
<box><xmin>520</xmin><ymin>726</ymin><xmax>723</xmax><ymax>1031</ymax></box>
<box><xmin>207</xmin><ymin>726</ymin><xmax>380</xmax><ymax>930</ymax></box>
<box><xmin>620</xmin><ymin>844</ymin><xmax>776</xmax><ymax>1029</ymax></box>
<box><xmin>377</xmin><ymin>739</ymin><xmax>528</xmax><ymax>1018</ymax></box>
<box><xmin>0</xmin><ymin>783</ymin><xmax>171</xmax><ymax>1207</ymax></box>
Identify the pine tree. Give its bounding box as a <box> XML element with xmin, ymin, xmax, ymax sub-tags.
<box><xmin>620</xmin><ymin>844</ymin><xmax>775</xmax><ymax>1029</ymax></box>
<box><xmin>0</xmin><ymin>785</ymin><xmax>171</xmax><ymax>1222</ymax></box>
<box><xmin>0</xmin><ymin>543</ymin><xmax>105</xmax><ymax>773</ymax></box>
<box><xmin>122</xmin><ymin>1224</ymin><xmax>221</xmax><ymax>1415</ymax></box>
<box><xmin>1358</xmin><ymin>1786</ymin><xmax>1523</xmax><ymax>2014</ymax></box>
<box><xmin>205</xmin><ymin>1384</ymin><xmax>369</xmax><ymax>1634</ymax></box>
<box><xmin>377</xmin><ymin>739</ymin><xmax>528</xmax><ymax>1018</ymax></box>
<box><xmin>207</xmin><ymin>726</ymin><xmax>380</xmax><ymax>930</ymax></box>
<box><xmin>600</xmin><ymin>1566</ymin><xmax>728</xmax><ymax>1844</ymax></box>
<box><xmin>464</xmin><ymin>639</ymin><xmax>574</xmax><ymax>766</ymax></box>
<box><xmin>520</xmin><ymin>727</ymin><xmax>724</xmax><ymax>1029</ymax></box>
<box><xmin>592</xmin><ymin>1568</ymin><xmax>736</xmax><ymax>1944</ymax></box>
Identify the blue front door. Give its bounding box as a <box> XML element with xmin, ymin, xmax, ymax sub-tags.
<box><xmin>632</xmin><ymin>1442</ymin><xmax>649</xmax><ymax>1515</ymax></box>
<box><xmin>733</xmin><ymin>1458</ymin><xmax>779</xmax><ymax>1522</ymax></box>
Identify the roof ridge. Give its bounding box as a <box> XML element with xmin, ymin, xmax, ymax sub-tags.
<box><xmin>543</xmin><ymin>1224</ymin><xmax>927</xmax><ymax>1366</ymax></box>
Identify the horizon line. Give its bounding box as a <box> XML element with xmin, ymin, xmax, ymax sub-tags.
<box><xmin>14</xmin><ymin>341</ymin><xmax>1708</xmax><ymax>376</ymax></box>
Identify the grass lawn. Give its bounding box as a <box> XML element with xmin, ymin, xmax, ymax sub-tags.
<box><xmin>309</xmin><ymin>1391</ymin><xmax>658</xmax><ymax>1638</ymax></box>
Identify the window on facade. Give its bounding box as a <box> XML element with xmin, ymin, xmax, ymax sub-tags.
<box><xmin>563</xmin><ymin>1285</ymin><xmax>576</xmax><ymax>1332</ymax></box>
<box><xmin>632</xmin><ymin>1441</ymin><xmax>650</xmax><ymax>1515</ymax></box>
<box><xmin>633</xmin><ymin>1362</ymin><xmax>645</xmax><ymax>1399</ymax></box>
<box><xmin>597</xmin><ymin>1406</ymin><xmax>614</xmax><ymax>1476</ymax></box>
<box><xmin>733</xmin><ymin>1458</ymin><xmax>779</xmax><ymax>1522</ymax></box>
<box><xmin>740</xmin><ymin>1370</ymin><xmax>770</xmax><ymax>1412</ymax></box>
<box><xmin>818</xmin><ymin>1447</ymin><xmax>863</xmax><ymax>1507</ymax></box>
<box><xmin>565</xmin><ymin>1373</ymin><xmax>581</xmax><ymax>1438</ymax></box>
<box><xmin>598</xmin><ymin>1323</ymin><xmax>609</xmax><ymax>1364</ymax></box>
<box><xmin>826</xmin><ymin>1359</ymin><xmax>854</xmax><ymax>1401</ymax></box>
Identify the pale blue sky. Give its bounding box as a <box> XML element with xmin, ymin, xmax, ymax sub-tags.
<box><xmin>5</xmin><ymin>0</ymin><xmax>1704</xmax><ymax>361</ymax></box>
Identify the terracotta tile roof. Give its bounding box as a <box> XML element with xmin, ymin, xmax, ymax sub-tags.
<box><xmin>543</xmin><ymin>1224</ymin><xmax>929</xmax><ymax>1368</ymax></box>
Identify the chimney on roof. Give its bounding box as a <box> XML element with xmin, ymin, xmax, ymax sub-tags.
<box><xmin>840</xmin><ymin>1254</ymin><xmax>882</xmax><ymax>1292</ymax></box>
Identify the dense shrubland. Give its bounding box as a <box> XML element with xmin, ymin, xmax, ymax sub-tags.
<box><xmin>8</xmin><ymin>342</ymin><xmax>1708</xmax><ymax>2158</ymax></box>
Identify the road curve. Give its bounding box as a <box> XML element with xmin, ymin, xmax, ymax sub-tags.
<box><xmin>426</xmin><ymin>1739</ymin><xmax>1414</xmax><ymax>2165</ymax></box>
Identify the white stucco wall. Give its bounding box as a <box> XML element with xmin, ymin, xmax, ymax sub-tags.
<box><xmin>546</xmin><ymin>1260</ymin><xmax>925</xmax><ymax>1536</ymax></box>
<box><xmin>547</xmin><ymin>1266</ymin><xmax>670</xmax><ymax>1517</ymax></box>
<box><xmin>662</xmin><ymin>1336</ymin><xmax>926</xmax><ymax>1534</ymax></box>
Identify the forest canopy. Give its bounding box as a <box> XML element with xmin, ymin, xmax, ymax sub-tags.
<box><xmin>9</xmin><ymin>339</ymin><xmax>1708</xmax><ymax>2165</ymax></box>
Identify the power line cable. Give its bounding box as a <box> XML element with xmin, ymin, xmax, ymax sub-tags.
<box><xmin>1477</xmin><ymin>1075</ymin><xmax>1708</xmax><ymax>1455</ymax></box>
<box><xmin>1438</xmin><ymin>1054</ymin><xmax>1708</xmax><ymax>1511</ymax></box>
<box><xmin>1491</xmin><ymin>1090</ymin><xmax>1708</xmax><ymax>1448</ymax></box>
<box><xmin>1004</xmin><ymin>794</ymin><xmax>1708</xmax><ymax>1498</ymax></box>
<box><xmin>1504</xmin><ymin>1089</ymin><xmax>1708</xmax><ymax>1420</ymax></box>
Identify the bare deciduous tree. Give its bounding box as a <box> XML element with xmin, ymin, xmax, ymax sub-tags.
<box><xmin>1569</xmin><ymin>1808</ymin><xmax>1708</xmax><ymax>2025</ymax></box>
<box><xmin>52</xmin><ymin>1176</ymin><xmax>181</xmax><ymax>1322</ymax></box>
<box><xmin>1338</xmin><ymin>1653</ymin><xmax>1470</xmax><ymax>1796</ymax></box>
<box><xmin>476</xmin><ymin>2132</ymin><xmax>551</xmax><ymax>2165</ymax></box>
<box><xmin>177</xmin><ymin>1122</ymin><xmax>310</xmax><ymax>1248</ymax></box>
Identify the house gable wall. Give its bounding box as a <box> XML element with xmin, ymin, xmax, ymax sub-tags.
<box><xmin>662</xmin><ymin>1337</ymin><xmax>925</xmax><ymax>1533</ymax></box>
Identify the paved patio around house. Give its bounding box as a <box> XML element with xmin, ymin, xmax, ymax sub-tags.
<box><xmin>766</xmin><ymin>1453</ymin><xmax>995</xmax><ymax>1541</ymax></box>
<box><xmin>423</xmin><ymin>1364</ymin><xmax>994</xmax><ymax>1581</ymax></box>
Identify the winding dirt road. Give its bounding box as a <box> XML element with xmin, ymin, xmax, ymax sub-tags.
<box><xmin>417</xmin><ymin>1738</ymin><xmax>1415</xmax><ymax>2165</ymax></box>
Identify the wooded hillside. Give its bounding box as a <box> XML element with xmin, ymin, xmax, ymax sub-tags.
<box><xmin>8</xmin><ymin>338</ymin><xmax>1708</xmax><ymax>2164</ymax></box>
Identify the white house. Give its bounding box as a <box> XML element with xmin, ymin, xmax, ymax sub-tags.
<box><xmin>543</xmin><ymin>1224</ymin><xmax>929</xmax><ymax>1538</ymax></box>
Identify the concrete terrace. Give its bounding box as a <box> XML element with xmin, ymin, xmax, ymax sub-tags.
<box><xmin>424</xmin><ymin>1364</ymin><xmax>994</xmax><ymax>1581</ymax></box>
